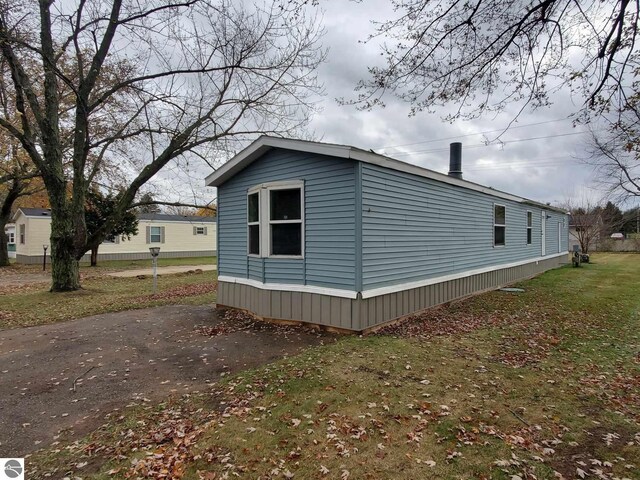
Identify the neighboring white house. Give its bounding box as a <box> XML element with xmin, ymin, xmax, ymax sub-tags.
<box><xmin>12</xmin><ymin>208</ymin><xmax>216</xmax><ymax>264</ymax></box>
<box><xmin>4</xmin><ymin>223</ymin><xmax>16</xmax><ymax>258</ymax></box>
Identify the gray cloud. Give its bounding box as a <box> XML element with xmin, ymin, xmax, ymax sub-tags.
<box><xmin>308</xmin><ymin>0</ymin><xmax>602</xmax><ymax>206</ymax></box>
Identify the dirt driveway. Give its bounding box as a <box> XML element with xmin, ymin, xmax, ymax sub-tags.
<box><xmin>0</xmin><ymin>305</ymin><xmax>330</xmax><ymax>457</ymax></box>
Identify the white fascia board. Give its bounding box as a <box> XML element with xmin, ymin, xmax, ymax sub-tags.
<box><xmin>205</xmin><ymin>136</ymin><xmax>351</xmax><ymax>187</ymax></box>
<box><xmin>218</xmin><ymin>275</ymin><xmax>358</xmax><ymax>299</ymax></box>
<box><xmin>11</xmin><ymin>209</ymin><xmax>25</xmax><ymax>222</ymax></box>
<box><xmin>360</xmin><ymin>252</ymin><xmax>568</xmax><ymax>299</ymax></box>
<box><xmin>205</xmin><ymin>136</ymin><xmax>568</xmax><ymax>214</ymax></box>
<box><xmin>220</xmin><ymin>251</ymin><xmax>567</xmax><ymax>301</ymax></box>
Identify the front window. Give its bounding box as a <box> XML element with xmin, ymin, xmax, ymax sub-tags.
<box><xmin>526</xmin><ymin>211</ymin><xmax>533</xmax><ymax>245</ymax></box>
<box><xmin>494</xmin><ymin>205</ymin><xmax>506</xmax><ymax>247</ymax></box>
<box><xmin>150</xmin><ymin>226</ymin><xmax>162</xmax><ymax>243</ymax></box>
<box><xmin>269</xmin><ymin>188</ymin><xmax>302</xmax><ymax>256</ymax></box>
<box><xmin>7</xmin><ymin>232</ymin><xmax>15</xmax><ymax>244</ymax></box>
<box><xmin>248</xmin><ymin>182</ymin><xmax>304</xmax><ymax>258</ymax></box>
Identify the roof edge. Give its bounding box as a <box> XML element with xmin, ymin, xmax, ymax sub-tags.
<box><xmin>206</xmin><ymin>136</ymin><xmax>568</xmax><ymax>214</ymax></box>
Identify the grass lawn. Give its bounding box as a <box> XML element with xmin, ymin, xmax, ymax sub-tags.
<box><xmin>27</xmin><ymin>254</ymin><xmax>640</xmax><ymax>479</ymax></box>
<box><xmin>2</xmin><ymin>255</ymin><xmax>216</xmax><ymax>275</ymax></box>
<box><xmin>0</xmin><ymin>270</ymin><xmax>217</xmax><ymax>329</ymax></box>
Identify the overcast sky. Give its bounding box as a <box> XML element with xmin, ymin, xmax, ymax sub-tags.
<box><xmin>156</xmin><ymin>0</ymin><xmax>612</xmax><ymax>209</ymax></box>
<box><xmin>308</xmin><ymin>0</ymin><xmax>601</xmax><ymax>207</ymax></box>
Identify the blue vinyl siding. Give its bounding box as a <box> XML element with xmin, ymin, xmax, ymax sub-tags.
<box><xmin>217</xmin><ymin>148</ymin><xmax>356</xmax><ymax>290</ymax></box>
<box><xmin>361</xmin><ymin>164</ymin><xmax>568</xmax><ymax>290</ymax></box>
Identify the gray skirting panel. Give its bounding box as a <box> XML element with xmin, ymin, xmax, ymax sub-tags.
<box><xmin>217</xmin><ymin>255</ymin><xmax>567</xmax><ymax>332</ymax></box>
<box><xmin>15</xmin><ymin>250</ymin><xmax>216</xmax><ymax>264</ymax></box>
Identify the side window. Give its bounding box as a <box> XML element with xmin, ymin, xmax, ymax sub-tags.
<box><xmin>526</xmin><ymin>211</ymin><xmax>533</xmax><ymax>245</ymax></box>
<box><xmin>147</xmin><ymin>226</ymin><xmax>164</xmax><ymax>244</ymax></box>
<box><xmin>19</xmin><ymin>224</ymin><xmax>25</xmax><ymax>244</ymax></box>
<box><xmin>269</xmin><ymin>188</ymin><xmax>302</xmax><ymax>256</ymax></box>
<box><xmin>247</xmin><ymin>182</ymin><xmax>304</xmax><ymax>258</ymax></box>
<box><xmin>8</xmin><ymin>231</ymin><xmax>15</xmax><ymax>244</ymax></box>
<box><xmin>494</xmin><ymin>205</ymin><xmax>506</xmax><ymax>247</ymax></box>
<box><xmin>247</xmin><ymin>192</ymin><xmax>260</xmax><ymax>255</ymax></box>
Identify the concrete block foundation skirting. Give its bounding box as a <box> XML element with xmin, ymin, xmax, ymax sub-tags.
<box><xmin>15</xmin><ymin>250</ymin><xmax>217</xmax><ymax>265</ymax></box>
<box><xmin>217</xmin><ymin>255</ymin><xmax>568</xmax><ymax>332</ymax></box>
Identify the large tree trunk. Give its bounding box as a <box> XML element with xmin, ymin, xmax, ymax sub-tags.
<box><xmin>90</xmin><ymin>246</ymin><xmax>98</xmax><ymax>267</ymax></box>
<box><xmin>0</xmin><ymin>220</ymin><xmax>9</xmax><ymax>267</ymax></box>
<box><xmin>0</xmin><ymin>177</ymin><xmax>21</xmax><ymax>267</ymax></box>
<box><xmin>49</xmin><ymin>210</ymin><xmax>81</xmax><ymax>291</ymax></box>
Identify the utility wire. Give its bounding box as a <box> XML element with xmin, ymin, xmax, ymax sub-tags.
<box><xmin>388</xmin><ymin>130</ymin><xmax>591</xmax><ymax>157</ymax></box>
<box><xmin>374</xmin><ymin>117</ymin><xmax>572</xmax><ymax>150</ymax></box>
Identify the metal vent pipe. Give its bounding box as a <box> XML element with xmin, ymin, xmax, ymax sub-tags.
<box><xmin>449</xmin><ymin>142</ymin><xmax>463</xmax><ymax>179</ymax></box>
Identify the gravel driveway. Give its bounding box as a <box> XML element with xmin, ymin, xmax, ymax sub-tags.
<box><xmin>0</xmin><ymin>305</ymin><xmax>329</xmax><ymax>457</ymax></box>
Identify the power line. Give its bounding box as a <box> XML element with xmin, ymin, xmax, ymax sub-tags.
<box><xmin>388</xmin><ymin>130</ymin><xmax>592</xmax><ymax>157</ymax></box>
<box><xmin>375</xmin><ymin>117</ymin><xmax>572</xmax><ymax>151</ymax></box>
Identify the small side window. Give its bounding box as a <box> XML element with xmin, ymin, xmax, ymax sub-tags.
<box><xmin>247</xmin><ymin>192</ymin><xmax>260</xmax><ymax>255</ymax></box>
<box><xmin>19</xmin><ymin>224</ymin><xmax>25</xmax><ymax>244</ymax></box>
<box><xmin>526</xmin><ymin>211</ymin><xmax>533</xmax><ymax>245</ymax></box>
<box><xmin>494</xmin><ymin>205</ymin><xmax>506</xmax><ymax>247</ymax></box>
<box><xmin>150</xmin><ymin>226</ymin><xmax>162</xmax><ymax>243</ymax></box>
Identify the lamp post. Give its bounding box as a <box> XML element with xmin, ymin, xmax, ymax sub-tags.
<box><xmin>149</xmin><ymin>247</ymin><xmax>160</xmax><ymax>294</ymax></box>
<box><xmin>42</xmin><ymin>245</ymin><xmax>48</xmax><ymax>272</ymax></box>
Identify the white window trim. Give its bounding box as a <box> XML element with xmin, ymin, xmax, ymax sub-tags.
<box><xmin>493</xmin><ymin>203</ymin><xmax>506</xmax><ymax>248</ymax></box>
<box><xmin>149</xmin><ymin>225</ymin><xmax>162</xmax><ymax>243</ymax></box>
<box><xmin>526</xmin><ymin>210</ymin><xmax>533</xmax><ymax>245</ymax></box>
<box><xmin>247</xmin><ymin>189</ymin><xmax>261</xmax><ymax>257</ymax></box>
<box><xmin>7</xmin><ymin>232</ymin><xmax>15</xmax><ymax>244</ymax></box>
<box><xmin>247</xmin><ymin>180</ymin><xmax>305</xmax><ymax>259</ymax></box>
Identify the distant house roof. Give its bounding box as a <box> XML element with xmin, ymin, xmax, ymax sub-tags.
<box><xmin>14</xmin><ymin>208</ymin><xmax>215</xmax><ymax>223</ymax></box>
<box><xmin>138</xmin><ymin>213</ymin><xmax>216</xmax><ymax>223</ymax></box>
<box><xmin>205</xmin><ymin>136</ymin><xmax>567</xmax><ymax>214</ymax></box>
<box><xmin>15</xmin><ymin>207</ymin><xmax>52</xmax><ymax>218</ymax></box>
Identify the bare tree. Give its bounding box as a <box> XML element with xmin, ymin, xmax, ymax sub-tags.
<box><xmin>351</xmin><ymin>1</ymin><xmax>638</xmax><ymax>124</ymax></box>
<box><xmin>0</xmin><ymin>0</ymin><xmax>324</xmax><ymax>290</ymax></box>
<box><xmin>565</xmin><ymin>197</ymin><xmax>624</xmax><ymax>253</ymax></box>
<box><xmin>584</xmin><ymin>81</ymin><xmax>640</xmax><ymax>201</ymax></box>
<box><xmin>0</xmin><ymin>145</ymin><xmax>40</xmax><ymax>266</ymax></box>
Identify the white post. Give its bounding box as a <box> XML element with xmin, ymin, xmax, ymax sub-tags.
<box><xmin>149</xmin><ymin>247</ymin><xmax>160</xmax><ymax>293</ymax></box>
<box><xmin>152</xmin><ymin>256</ymin><xmax>158</xmax><ymax>294</ymax></box>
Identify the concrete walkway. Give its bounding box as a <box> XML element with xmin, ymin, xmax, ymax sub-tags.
<box><xmin>107</xmin><ymin>264</ymin><xmax>217</xmax><ymax>278</ymax></box>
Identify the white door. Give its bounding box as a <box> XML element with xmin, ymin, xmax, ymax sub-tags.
<box><xmin>541</xmin><ymin>211</ymin><xmax>546</xmax><ymax>256</ymax></box>
<box><xmin>558</xmin><ymin>222</ymin><xmax>562</xmax><ymax>253</ymax></box>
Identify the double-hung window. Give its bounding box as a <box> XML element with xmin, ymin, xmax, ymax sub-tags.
<box><xmin>19</xmin><ymin>224</ymin><xmax>25</xmax><ymax>244</ymax></box>
<box><xmin>150</xmin><ymin>226</ymin><xmax>162</xmax><ymax>243</ymax></box>
<box><xmin>526</xmin><ymin>211</ymin><xmax>533</xmax><ymax>245</ymax></box>
<box><xmin>247</xmin><ymin>181</ymin><xmax>304</xmax><ymax>258</ymax></box>
<box><xmin>7</xmin><ymin>231</ymin><xmax>15</xmax><ymax>244</ymax></box>
<box><xmin>247</xmin><ymin>192</ymin><xmax>260</xmax><ymax>255</ymax></box>
<box><xmin>494</xmin><ymin>204</ymin><xmax>506</xmax><ymax>247</ymax></box>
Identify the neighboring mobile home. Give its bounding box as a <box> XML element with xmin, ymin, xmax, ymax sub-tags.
<box><xmin>206</xmin><ymin>136</ymin><xmax>569</xmax><ymax>332</ymax></box>
<box><xmin>12</xmin><ymin>208</ymin><xmax>216</xmax><ymax>264</ymax></box>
